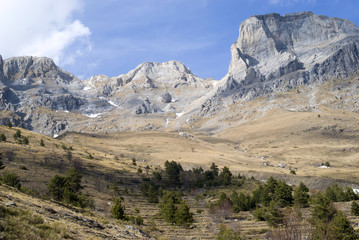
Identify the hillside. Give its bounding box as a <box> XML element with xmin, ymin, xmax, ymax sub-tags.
<box><xmin>2</xmin><ymin>11</ymin><xmax>359</xmax><ymax>239</ymax></box>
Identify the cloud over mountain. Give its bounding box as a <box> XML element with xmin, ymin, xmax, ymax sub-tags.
<box><xmin>0</xmin><ymin>0</ymin><xmax>91</xmax><ymax>65</ymax></box>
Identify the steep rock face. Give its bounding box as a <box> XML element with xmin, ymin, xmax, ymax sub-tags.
<box><xmin>0</xmin><ymin>55</ymin><xmax>4</xmax><ymax>84</ymax></box>
<box><xmin>189</xmin><ymin>11</ymin><xmax>359</xmax><ymax>121</ymax></box>
<box><xmin>227</xmin><ymin>12</ymin><xmax>359</xmax><ymax>95</ymax></box>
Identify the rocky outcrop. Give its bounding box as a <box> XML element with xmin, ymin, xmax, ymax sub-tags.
<box><xmin>161</xmin><ymin>92</ymin><xmax>172</xmax><ymax>103</ymax></box>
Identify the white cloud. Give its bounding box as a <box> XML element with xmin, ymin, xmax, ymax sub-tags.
<box><xmin>0</xmin><ymin>0</ymin><xmax>91</xmax><ymax>65</ymax></box>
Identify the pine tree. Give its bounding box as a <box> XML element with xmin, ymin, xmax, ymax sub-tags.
<box><xmin>159</xmin><ymin>196</ymin><xmax>177</xmax><ymax>224</ymax></box>
<box><xmin>327</xmin><ymin>211</ymin><xmax>356</xmax><ymax>240</ymax></box>
<box><xmin>210</xmin><ymin>162</ymin><xmax>219</xmax><ymax>177</ymax></box>
<box><xmin>294</xmin><ymin>182</ymin><xmax>310</xmax><ymax>208</ymax></box>
<box><xmin>273</xmin><ymin>180</ymin><xmax>293</xmax><ymax>207</ymax></box>
<box><xmin>219</xmin><ymin>166</ymin><xmax>232</xmax><ymax>186</ymax></box>
<box><xmin>111</xmin><ymin>198</ymin><xmax>126</xmax><ymax>220</ymax></box>
<box><xmin>175</xmin><ymin>201</ymin><xmax>193</xmax><ymax>226</ymax></box>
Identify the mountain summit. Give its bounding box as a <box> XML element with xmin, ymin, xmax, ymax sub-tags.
<box><xmin>1</xmin><ymin>12</ymin><xmax>359</xmax><ymax>135</ymax></box>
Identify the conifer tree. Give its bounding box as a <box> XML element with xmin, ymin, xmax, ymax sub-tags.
<box><xmin>294</xmin><ymin>182</ymin><xmax>310</xmax><ymax>208</ymax></box>
<box><xmin>111</xmin><ymin>198</ymin><xmax>126</xmax><ymax>220</ymax></box>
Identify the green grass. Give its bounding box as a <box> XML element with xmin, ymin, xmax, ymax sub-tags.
<box><xmin>0</xmin><ymin>205</ymin><xmax>70</xmax><ymax>240</ymax></box>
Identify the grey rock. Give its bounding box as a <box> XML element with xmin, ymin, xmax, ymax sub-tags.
<box><xmin>161</xmin><ymin>92</ymin><xmax>172</xmax><ymax>103</ymax></box>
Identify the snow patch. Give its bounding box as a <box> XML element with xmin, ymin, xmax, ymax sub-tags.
<box><xmin>212</xmin><ymin>80</ymin><xmax>219</xmax><ymax>87</ymax></box>
<box><xmin>108</xmin><ymin>100</ymin><xmax>119</xmax><ymax>107</ymax></box>
<box><xmin>53</xmin><ymin>134</ymin><xmax>59</xmax><ymax>138</ymax></box>
<box><xmin>176</xmin><ymin>111</ymin><xmax>184</xmax><ymax>118</ymax></box>
<box><xmin>165</xmin><ymin>118</ymin><xmax>170</xmax><ymax>128</ymax></box>
<box><xmin>83</xmin><ymin>86</ymin><xmax>92</xmax><ymax>91</ymax></box>
<box><xmin>84</xmin><ymin>113</ymin><xmax>102</xmax><ymax>118</ymax></box>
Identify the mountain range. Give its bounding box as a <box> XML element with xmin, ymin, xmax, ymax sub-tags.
<box><xmin>1</xmin><ymin>11</ymin><xmax>359</xmax><ymax>137</ymax></box>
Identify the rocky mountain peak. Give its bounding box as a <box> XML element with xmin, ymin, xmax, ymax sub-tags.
<box><xmin>115</xmin><ymin>60</ymin><xmax>206</xmax><ymax>89</ymax></box>
<box><xmin>3</xmin><ymin>56</ymin><xmax>76</xmax><ymax>84</ymax></box>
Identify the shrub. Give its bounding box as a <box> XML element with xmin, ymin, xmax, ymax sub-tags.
<box><xmin>217</xmin><ymin>223</ymin><xmax>240</xmax><ymax>240</ymax></box>
<box><xmin>13</xmin><ymin>130</ymin><xmax>21</xmax><ymax>140</ymax></box>
<box><xmin>135</xmin><ymin>214</ymin><xmax>144</xmax><ymax>225</ymax></box>
<box><xmin>0</xmin><ymin>155</ymin><xmax>5</xmax><ymax>170</ymax></box>
<box><xmin>40</xmin><ymin>139</ymin><xmax>45</xmax><ymax>147</ymax></box>
<box><xmin>290</xmin><ymin>169</ymin><xmax>296</xmax><ymax>175</ymax></box>
<box><xmin>0</xmin><ymin>133</ymin><xmax>6</xmax><ymax>142</ymax></box>
<box><xmin>2</xmin><ymin>172</ymin><xmax>21</xmax><ymax>189</ymax></box>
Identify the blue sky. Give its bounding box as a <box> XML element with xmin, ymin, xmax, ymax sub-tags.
<box><xmin>1</xmin><ymin>0</ymin><xmax>359</xmax><ymax>80</ymax></box>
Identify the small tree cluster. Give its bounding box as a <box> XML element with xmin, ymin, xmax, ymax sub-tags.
<box><xmin>181</xmin><ymin>163</ymin><xmax>234</xmax><ymax>189</ymax></box>
<box><xmin>48</xmin><ymin>167</ymin><xmax>92</xmax><ymax>208</ymax></box>
<box><xmin>253</xmin><ymin>201</ymin><xmax>284</xmax><ymax>227</ymax></box>
<box><xmin>140</xmin><ymin>177</ymin><xmax>161</xmax><ymax>203</ymax></box>
<box><xmin>13</xmin><ymin>130</ymin><xmax>29</xmax><ymax>145</ymax></box>
<box><xmin>324</xmin><ymin>183</ymin><xmax>358</xmax><ymax>202</ymax></box>
<box><xmin>158</xmin><ymin>191</ymin><xmax>193</xmax><ymax>226</ymax></box>
<box><xmin>309</xmin><ymin>193</ymin><xmax>356</xmax><ymax>239</ymax></box>
<box><xmin>164</xmin><ymin>160</ymin><xmax>183</xmax><ymax>187</ymax></box>
<box><xmin>252</xmin><ymin>177</ymin><xmax>293</xmax><ymax>207</ymax></box>
<box><xmin>231</xmin><ymin>191</ymin><xmax>255</xmax><ymax>212</ymax></box>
